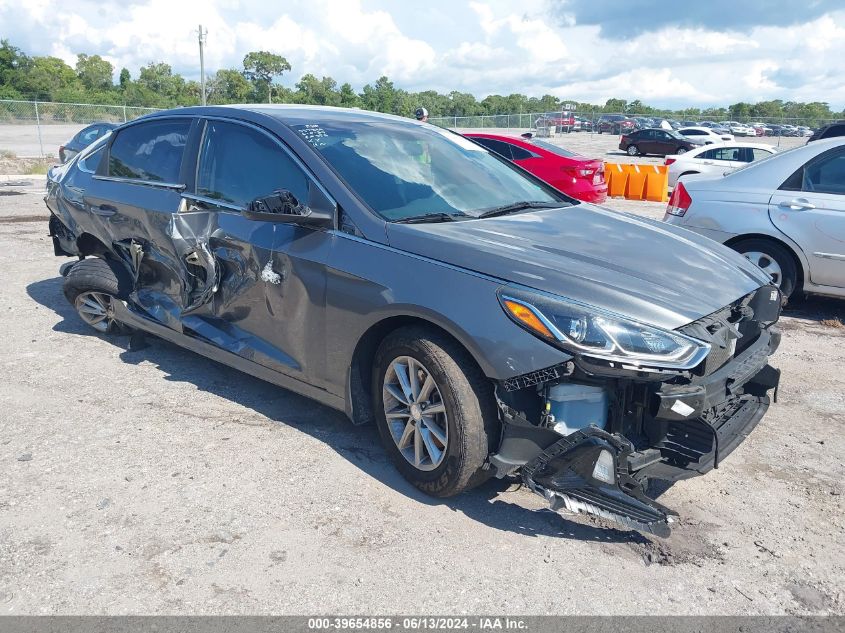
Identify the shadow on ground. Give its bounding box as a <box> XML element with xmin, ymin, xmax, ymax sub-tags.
<box><xmin>26</xmin><ymin>275</ymin><xmax>649</xmax><ymax>545</ymax></box>
<box><xmin>782</xmin><ymin>294</ymin><xmax>845</xmax><ymax>324</ymax></box>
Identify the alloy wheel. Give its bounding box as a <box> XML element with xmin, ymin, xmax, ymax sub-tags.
<box><xmin>382</xmin><ymin>356</ymin><xmax>449</xmax><ymax>471</ymax></box>
<box><xmin>742</xmin><ymin>251</ymin><xmax>783</xmax><ymax>286</ymax></box>
<box><xmin>74</xmin><ymin>291</ymin><xmax>117</xmax><ymax>333</ymax></box>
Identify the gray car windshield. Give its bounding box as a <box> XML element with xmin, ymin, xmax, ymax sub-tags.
<box><xmin>292</xmin><ymin>120</ymin><xmax>565</xmax><ymax>221</ymax></box>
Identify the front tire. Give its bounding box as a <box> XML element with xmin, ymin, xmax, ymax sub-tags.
<box><xmin>373</xmin><ymin>326</ymin><xmax>498</xmax><ymax>497</ymax></box>
<box><xmin>63</xmin><ymin>258</ymin><xmax>130</xmax><ymax>334</ymax></box>
<box><xmin>730</xmin><ymin>238</ymin><xmax>798</xmax><ymax>299</ymax></box>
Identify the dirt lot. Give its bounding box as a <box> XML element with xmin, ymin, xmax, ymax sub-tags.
<box><xmin>0</xmin><ymin>181</ymin><xmax>843</xmax><ymax>615</ymax></box>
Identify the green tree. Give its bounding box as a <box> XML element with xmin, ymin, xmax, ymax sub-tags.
<box><xmin>603</xmin><ymin>98</ymin><xmax>627</xmax><ymax>113</ymax></box>
<box><xmin>76</xmin><ymin>54</ymin><xmax>114</xmax><ymax>92</ymax></box>
<box><xmin>0</xmin><ymin>39</ymin><xmax>29</xmax><ymax>89</ymax></box>
<box><xmin>242</xmin><ymin>51</ymin><xmax>291</xmax><ymax>103</ymax></box>
<box><xmin>137</xmin><ymin>62</ymin><xmax>186</xmax><ymax>104</ymax></box>
<box><xmin>360</xmin><ymin>76</ymin><xmax>399</xmax><ymax>113</ymax></box>
<box><xmin>119</xmin><ymin>67</ymin><xmax>131</xmax><ymax>90</ymax></box>
<box><xmin>207</xmin><ymin>68</ymin><xmax>252</xmax><ymax>104</ymax></box>
<box><xmin>294</xmin><ymin>74</ymin><xmax>341</xmax><ymax>106</ymax></box>
<box><xmin>338</xmin><ymin>82</ymin><xmax>360</xmax><ymax>108</ymax></box>
<box><xmin>16</xmin><ymin>56</ymin><xmax>79</xmax><ymax>100</ymax></box>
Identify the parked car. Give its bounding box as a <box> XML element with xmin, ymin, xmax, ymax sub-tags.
<box><xmin>665</xmin><ymin>142</ymin><xmax>776</xmax><ymax>187</ymax></box>
<box><xmin>807</xmin><ymin>121</ymin><xmax>845</xmax><ymax>143</ymax></box>
<box><xmin>59</xmin><ymin>122</ymin><xmax>117</xmax><ymax>163</ymax></box>
<box><xmin>719</xmin><ymin>121</ymin><xmax>754</xmax><ymax>137</ymax></box>
<box><xmin>749</xmin><ymin>123</ymin><xmax>773</xmax><ymax>136</ymax></box>
<box><xmin>699</xmin><ymin>121</ymin><xmax>731</xmax><ymax>135</ymax></box>
<box><xmin>465</xmin><ymin>132</ymin><xmax>607</xmax><ymax>203</ymax></box>
<box><xmin>632</xmin><ymin>117</ymin><xmax>652</xmax><ymax>130</ymax></box>
<box><xmin>618</xmin><ymin>128</ymin><xmax>700</xmax><ymax>156</ymax></box>
<box><xmin>664</xmin><ymin>137</ymin><xmax>845</xmax><ymax>300</ymax></box>
<box><xmin>45</xmin><ymin>104</ymin><xmax>782</xmax><ymax>537</ymax></box>
<box><xmin>535</xmin><ymin>112</ymin><xmax>575</xmax><ymax>133</ymax></box>
<box><xmin>573</xmin><ymin>116</ymin><xmax>593</xmax><ymax>132</ymax></box>
<box><xmin>677</xmin><ymin>126</ymin><xmax>734</xmax><ymax>143</ymax></box>
<box><xmin>597</xmin><ymin>114</ymin><xmax>636</xmax><ymax>134</ymax></box>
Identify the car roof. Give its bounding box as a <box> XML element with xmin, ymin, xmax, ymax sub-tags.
<box><xmin>142</xmin><ymin>104</ymin><xmax>414</xmax><ymax>127</ymax></box>
<box><xmin>677</xmin><ymin>142</ymin><xmax>776</xmax><ymax>157</ymax></box>
<box><xmin>679</xmin><ymin>126</ymin><xmax>719</xmax><ymax>132</ymax></box>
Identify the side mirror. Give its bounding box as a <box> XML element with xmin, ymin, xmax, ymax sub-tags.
<box><xmin>242</xmin><ymin>181</ymin><xmax>335</xmax><ymax>228</ymax></box>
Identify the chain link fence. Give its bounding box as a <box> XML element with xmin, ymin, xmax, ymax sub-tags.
<box><xmin>0</xmin><ymin>100</ymin><xmax>161</xmax><ymax>158</ymax></box>
<box><xmin>429</xmin><ymin>110</ymin><xmax>841</xmax><ymax>136</ymax></box>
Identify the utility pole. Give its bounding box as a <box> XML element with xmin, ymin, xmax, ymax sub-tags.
<box><xmin>197</xmin><ymin>24</ymin><xmax>208</xmax><ymax>105</ymax></box>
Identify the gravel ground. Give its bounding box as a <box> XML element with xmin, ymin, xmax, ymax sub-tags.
<box><xmin>0</xmin><ymin>182</ymin><xmax>843</xmax><ymax>615</ymax></box>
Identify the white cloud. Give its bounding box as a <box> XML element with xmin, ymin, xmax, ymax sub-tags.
<box><xmin>0</xmin><ymin>0</ymin><xmax>843</xmax><ymax>109</ymax></box>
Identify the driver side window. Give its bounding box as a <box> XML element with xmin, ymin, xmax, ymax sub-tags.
<box><xmin>196</xmin><ymin>120</ymin><xmax>308</xmax><ymax>208</ymax></box>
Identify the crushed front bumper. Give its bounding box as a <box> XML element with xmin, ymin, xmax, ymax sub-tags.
<box><xmin>498</xmin><ymin>322</ymin><xmax>781</xmax><ymax>537</ymax></box>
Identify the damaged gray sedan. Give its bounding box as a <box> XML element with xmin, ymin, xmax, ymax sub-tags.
<box><xmin>45</xmin><ymin>105</ymin><xmax>783</xmax><ymax>536</ymax></box>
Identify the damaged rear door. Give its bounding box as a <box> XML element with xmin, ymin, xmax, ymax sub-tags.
<box><xmin>83</xmin><ymin>116</ymin><xmax>196</xmax><ymax>317</ymax></box>
<box><xmin>166</xmin><ymin>117</ymin><xmax>333</xmax><ymax>387</ymax></box>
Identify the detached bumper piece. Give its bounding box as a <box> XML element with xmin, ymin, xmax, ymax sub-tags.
<box><xmin>522</xmin><ymin>428</ymin><xmax>675</xmax><ymax>537</ymax></box>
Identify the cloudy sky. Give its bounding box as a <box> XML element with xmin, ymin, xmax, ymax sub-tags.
<box><xmin>2</xmin><ymin>0</ymin><xmax>844</xmax><ymax>108</ymax></box>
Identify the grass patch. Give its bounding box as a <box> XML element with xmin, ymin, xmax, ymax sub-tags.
<box><xmin>0</xmin><ymin>149</ymin><xmax>16</xmax><ymax>159</ymax></box>
<box><xmin>820</xmin><ymin>318</ymin><xmax>844</xmax><ymax>329</ymax></box>
<box><xmin>24</xmin><ymin>162</ymin><xmax>50</xmax><ymax>175</ymax></box>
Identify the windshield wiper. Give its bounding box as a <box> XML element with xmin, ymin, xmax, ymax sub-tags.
<box><xmin>393</xmin><ymin>212</ymin><xmax>467</xmax><ymax>224</ymax></box>
<box><xmin>476</xmin><ymin>200</ymin><xmax>566</xmax><ymax>219</ymax></box>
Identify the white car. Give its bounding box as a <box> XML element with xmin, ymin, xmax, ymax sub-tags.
<box><xmin>678</xmin><ymin>126</ymin><xmax>734</xmax><ymax>144</ymax></box>
<box><xmin>720</xmin><ymin>121</ymin><xmax>755</xmax><ymax>137</ymax></box>
<box><xmin>665</xmin><ymin>142</ymin><xmax>777</xmax><ymax>187</ymax></box>
<box><xmin>663</xmin><ymin>137</ymin><xmax>845</xmax><ymax>300</ymax></box>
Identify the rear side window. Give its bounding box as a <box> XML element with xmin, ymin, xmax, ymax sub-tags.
<box><xmin>820</xmin><ymin>124</ymin><xmax>845</xmax><ymax>139</ymax></box>
<box><xmin>472</xmin><ymin>137</ymin><xmax>513</xmax><ymax>160</ymax></box>
<box><xmin>752</xmin><ymin>148</ymin><xmax>773</xmax><ymax>161</ymax></box>
<box><xmin>196</xmin><ymin>120</ymin><xmax>308</xmax><ymax>208</ymax></box>
<box><xmin>108</xmin><ymin>119</ymin><xmax>190</xmax><ymax>183</ymax></box>
<box><xmin>508</xmin><ymin>144</ymin><xmax>535</xmax><ymax>160</ymax></box>
<box><xmin>77</xmin><ymin>125</ymin><xmax>103</xmax><ymax>145</ymax></box>
<box><xmin>781</xmin><ymin>148</ymin><xmax>845</xmax><ymax>195</ymax></box>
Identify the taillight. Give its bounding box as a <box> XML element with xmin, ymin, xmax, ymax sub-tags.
<box><xmin>666</xmin><ymin>181</ymin><xmax>692</xmax><ymax>217</ymax></box>
<box><xmin>562</xmin><ymin>165</ymin><xmax>596</xmax><ymax>176</ymax></box>
<box><xmin>665</xmin><ymin>158</ymin><xmax>676</xmax><ymax>165</ymax></box>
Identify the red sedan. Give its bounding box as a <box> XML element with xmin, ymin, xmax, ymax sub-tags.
<box><xmin>464</xmin><ymin>133</ymin><xmax>607</xmax><ymax>203</ymax></box>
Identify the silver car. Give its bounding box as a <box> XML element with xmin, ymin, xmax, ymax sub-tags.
<box><xmin>664</xmin><ymin>137</ymin><xmax>845</xmax><ymax>300</ymax></box>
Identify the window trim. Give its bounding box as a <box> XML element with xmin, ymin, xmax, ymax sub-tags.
<box><xmin>97</xmin><ymin>115</ymin><xmax>194</xmax><ymax>188</ymax></box>
<box><xmin>193</xmin><ymin>115</ymin><xmax>337</xmax><ymax>212</ymax></box>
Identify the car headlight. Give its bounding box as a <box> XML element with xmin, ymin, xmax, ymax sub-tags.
<box><xmin>498</xmin><ymin>288</ymin><xmax>710</xmax><ymax>370</ymax></box>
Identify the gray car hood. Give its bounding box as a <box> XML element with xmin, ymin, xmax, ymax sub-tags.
<box><xmin>386</xmin><ymin>204</ymin><xmax>769</xmax><ymax>330</ymax></box>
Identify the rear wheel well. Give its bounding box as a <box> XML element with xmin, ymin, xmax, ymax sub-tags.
<box><xmin>76</xmin><ymin>233</ymin><xmax>110</xmax><ymax>258</ymax></box>
<box><xmin>348</xmin><ymin>316</ymin><xmax>486</xmax><ymax>426</ymax></box>
<box><xmin>724</xmin><ymin>233</ymin><xmax>804</xmax><ymax>292</ymax></box>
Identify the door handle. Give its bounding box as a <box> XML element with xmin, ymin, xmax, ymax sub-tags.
<box><xmin>778</xmin><ymin>198</ymin><xmax>815</xmax><ymax>211</ymax></box>
<box><xmin>92</xmin><ymin>203</ymin><xmax>117</xmax><ymax>217</ymax></box>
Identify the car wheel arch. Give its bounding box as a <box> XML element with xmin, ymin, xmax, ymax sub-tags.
<box><xmin>346</xmin><ymin>315</ymin><xmax>492</xmax><ymax>426</ymax></box>
<box><xmin>75</xmin><ymin>232</ymin><xmax>111</xmax><ymax>258</ymax></box>
<box><xmin>724</xmin><ymin>232</ymin><xmax>805</xmax><ymax>292</ymax></box>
